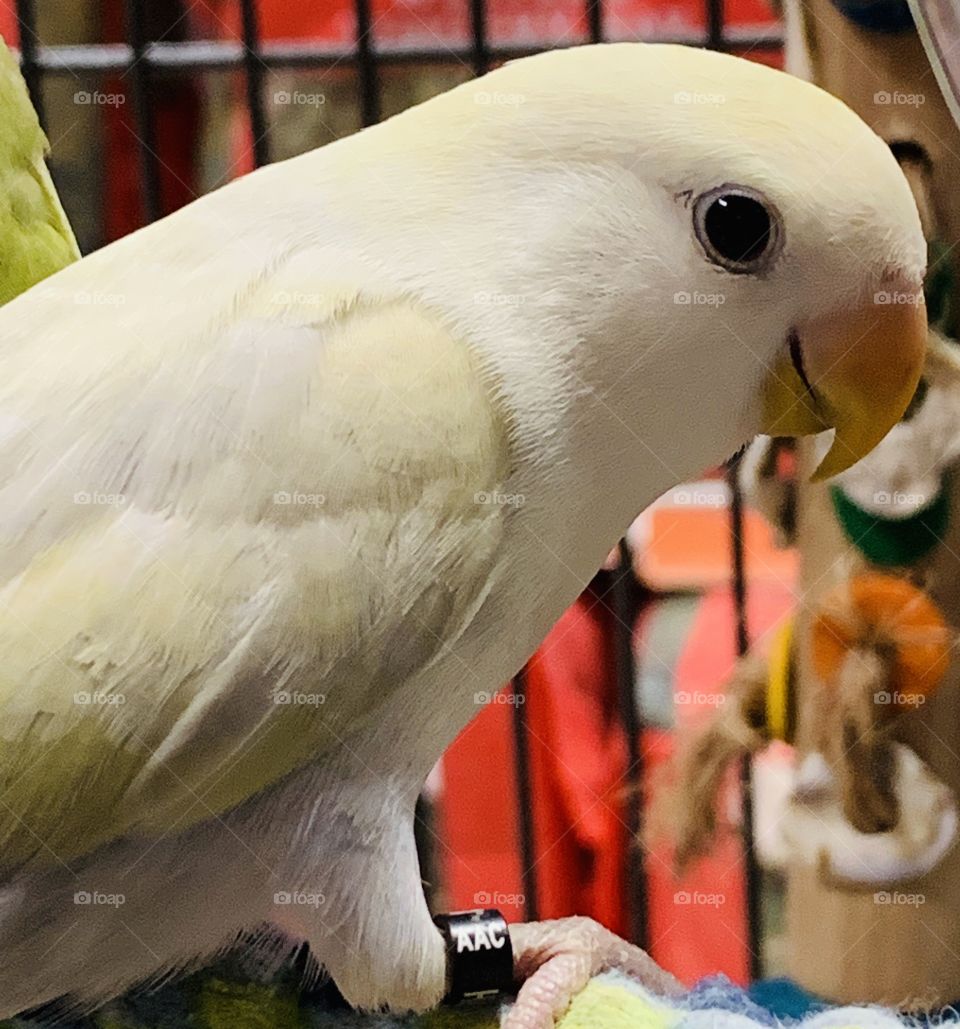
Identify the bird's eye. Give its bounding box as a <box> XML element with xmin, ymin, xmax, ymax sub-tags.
<box><xmin>693</xmin><ymin>186</ymin><xmax>782</xmax><ymax>274</ymax></box>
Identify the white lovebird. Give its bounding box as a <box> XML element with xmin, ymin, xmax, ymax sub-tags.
<box><xmin>0</xmin><ymin>42</ymin><xmax>926</xmax><ymax>1027</ymax></box>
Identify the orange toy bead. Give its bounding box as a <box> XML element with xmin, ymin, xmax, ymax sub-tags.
<box><xmin>810</xmin><ymin>572</ymin><xmax>951</xmax><ymax>708</ymax></box>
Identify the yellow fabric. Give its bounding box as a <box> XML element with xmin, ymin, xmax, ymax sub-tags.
<box><xmin>557</xmin><ymin>980</ymin><xmax>677</xmax><ymax>1029</ymax></box>
<box><xmin>766</xmin><ymin>619</ymin><xmax>794</xmax><ymax>743</ymax></box>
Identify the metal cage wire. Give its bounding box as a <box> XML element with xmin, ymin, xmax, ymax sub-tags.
<box><xmin>14</xmin><ymin>0</ymin><xmax>782</xmax><ymax>983</ymax></box>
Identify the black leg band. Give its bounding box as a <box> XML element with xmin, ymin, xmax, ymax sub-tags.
<box><xmin>433</xmin><ymin>908</ymin><xmax>514</xmax><ymax>1004</ymax></box>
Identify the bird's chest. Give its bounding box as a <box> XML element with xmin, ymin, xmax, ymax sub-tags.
<box><xmin>349</xmin><ymin>491</ymin><xmax>613</xmax><ymax>776</ymax></box>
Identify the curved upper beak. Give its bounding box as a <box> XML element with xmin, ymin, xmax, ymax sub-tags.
<box><xmin>761</xmin><ymin>293</ymin><xmax>927</xmax><ymax>481</ymax></box>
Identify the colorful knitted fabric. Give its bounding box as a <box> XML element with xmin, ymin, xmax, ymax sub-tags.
<box><xmin>555</xmin><ymin>974</ymin><xmax>905</xmax><ymax>1029</ymax></box>
<box><xmin>4</xmin><ymin>970</ymin><xmax>923</xmax><ymax>1029</ymax></box>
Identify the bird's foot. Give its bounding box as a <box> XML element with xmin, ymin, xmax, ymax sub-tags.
<box><xmin>502</xmin><ymin>917</ymin><xmax>682</xmax><ymax>1029</ymax></box>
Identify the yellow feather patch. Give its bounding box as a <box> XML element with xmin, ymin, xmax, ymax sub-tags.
<box><xmin>0</xmin><ymin>297</ymin><xmax>510</xmax><ymax>870</ymax></box>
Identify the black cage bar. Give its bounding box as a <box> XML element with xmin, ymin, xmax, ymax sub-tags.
<box><xmin>14</xmin><ymin>0</ymin><xmax>780</xmax><ymax>978</ymax></box>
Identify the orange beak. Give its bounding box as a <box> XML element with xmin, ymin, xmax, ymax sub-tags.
<box><xmin>761</xmin><ymin>293</ymin><xmax>927</xmax><ymax>481</ymax></box>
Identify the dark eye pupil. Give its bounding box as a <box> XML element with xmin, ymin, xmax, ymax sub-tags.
<box><xmin>704</xmin><ymin>194</ymin><xmax>772</xmax><ymax>264</ymax></box>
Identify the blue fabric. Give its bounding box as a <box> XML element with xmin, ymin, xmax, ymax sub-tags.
<box><xmin>747</xmin><ymin>977</ymin><xmax>960</xmax><ymax>1026</ymax></box>
<box><xmin>685</xmin><ymin>976</ymin><xmax>778</xmax><ymax>1025</ymax></box>
<box><xmin>749</xmin><ymin>978</ymin><xmax>826</xmax><ymax>1021</ymax></box>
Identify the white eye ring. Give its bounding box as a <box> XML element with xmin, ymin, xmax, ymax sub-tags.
<box><xmin>693</xmin><ymin>184</ymin><xmax>783</xmax><ymax>274</ymax></box>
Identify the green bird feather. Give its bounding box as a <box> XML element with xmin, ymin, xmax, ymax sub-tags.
<box><xmin>0</xmin><ymin>35</ymin><xmax>78</xmax><ymax>305</ymax></box>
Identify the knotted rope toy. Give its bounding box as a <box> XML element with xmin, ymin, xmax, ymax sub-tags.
<box><xmin>652</xmin><ymin>573</ymin><xmax>956</xmax><ymax>885</ymax></box>
<box><xmin>810</xmin><ymin>572</ymin><xmax>951</xmax><ymax>711</ymax></box>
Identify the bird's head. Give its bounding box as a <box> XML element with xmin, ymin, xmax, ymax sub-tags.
<box><xmin>409</xmin><ymin>44</ymin><xmax>927</xmax><ymax>483</ymax></box>
<box><xmin>655</xmin><ymin>92</ymin><xmax>928</xmax><ymax>482</ymax></box>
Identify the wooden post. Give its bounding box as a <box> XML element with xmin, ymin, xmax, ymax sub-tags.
<box><xmin>783</xmin><ymin>0</ymin><xmax>960</xmax><ymax>1005</ymax></box>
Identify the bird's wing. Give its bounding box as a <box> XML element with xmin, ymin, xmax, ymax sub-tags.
<box><xmin>0</xmin><ymin>38</ymin><xmax>80</xmax><ymax>305</ymax></box>
<box><xmin>0</xmin><ymin>291</ymin><xmax>510</xmax><ymax>874</ymax></box>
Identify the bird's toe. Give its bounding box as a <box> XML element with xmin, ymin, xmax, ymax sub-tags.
<box><xmin>503</xmin><ymin>917</ymin><xmax>682</xmax><ymax>1027</ymax></box>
